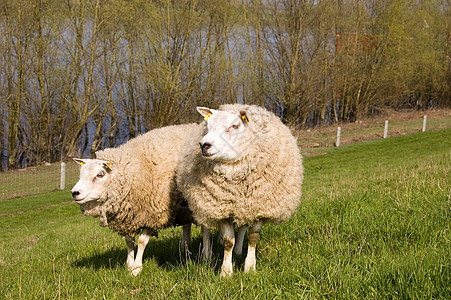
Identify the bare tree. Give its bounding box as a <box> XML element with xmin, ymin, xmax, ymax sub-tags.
<box><xmin>3</xmin><ymin>0</ymin><xmax>32</xmax><ymax>168</ymax></box>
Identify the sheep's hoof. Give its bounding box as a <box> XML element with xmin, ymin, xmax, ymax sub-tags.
<box><xmin>220</xmin><ymin>266</ymin><xmax>233</xmax><ymax>277</ymax></box>
<box><xmin>202</xmin><ymin>249</ymin><xmax>212</xmax><ymax>262</ymax></box>
<box><xmin>180</xmin><ymin>242</ymin><xmax>191</xmax><ymax>256</ymax></box>
<box><xmin>127</xmin><ymin>263</ymin><xmax>134</xmax><ymax>272</ymax></box>
<box><xmin>131</xmin><ymin>266</ymin><xmax>143</xmax><ymax>277</ymax></box>
<box><xmin>244</xmin><ymin>263</ymin><xmax>256</xmax><ymax>273</ymax></box>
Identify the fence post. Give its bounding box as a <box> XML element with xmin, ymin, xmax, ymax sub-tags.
<box><xmin>60</xmin><ymin>162</ymin><xmax>66</xmax><ymax>190</ymax></box>
<box><xmin>336</xmin><ymin>127</ymin><xmax>341</xmax><ymax>147</ymax></box>
<box><xmin>384</xmin><ymin>120</ymin><xmax>389</xmax><ymax>139</ymax></box>
<box><xmin>422</xmin><ymin>115</ymin><xmax>427</xmax><ymax>132</ymax></box>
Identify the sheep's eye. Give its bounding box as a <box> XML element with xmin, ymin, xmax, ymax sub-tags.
<box><xmin>226</xmin><ymin>124</ymin><xmax>240</xmax><ymax>133</ymax></box>
<box><xmin>96</xmin><ymin>171</ymin><xmax>105</xmax><ymax>179</ymax></box>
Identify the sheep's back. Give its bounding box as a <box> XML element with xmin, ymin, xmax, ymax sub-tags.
<box><xmin>96</xmin><ymin>123</ymin><xmax>199</xmax><ymax>236</ymax></box>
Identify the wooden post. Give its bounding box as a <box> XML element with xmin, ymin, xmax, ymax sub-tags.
<box><xmin>336</xmin><ymin>127</ymin><xmax>341</xmax><ymax>147</ymax></box>
<box><xmin>422</xmin><ymin>115</ymin><xmax>427</xmax><ymax>132</ymax></box>
<box><xmin>60</xmin><ymin>162</ymin><xmax>66</xmax><ymax>190</ymax></box>
<box><xmin>384</xmin><ymin>120</ymin><xmax>389</xmax><ymax>139</ymax></box>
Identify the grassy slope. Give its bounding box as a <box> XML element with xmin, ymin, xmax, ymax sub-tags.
<box><xmin>298</xmin><ymin>108</ymin><xmax>451</xmax><ymax>156</ymax></box>
<box><xmin>0</xmin><ymin>129</ymin><xmax>449</xmax><ymax>299</ymax></box>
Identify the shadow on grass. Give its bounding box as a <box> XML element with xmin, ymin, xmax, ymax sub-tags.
<box><xmin>71</xmin><ymin>230</ymin><xmax>249</xmax><ymax>275</ymax></box>
<box><xmin>72</xmin><ymin>233</ymin><xmax>225</xmax><ymax>271</ymax></box>
<box><xmin>72</xmin><ymin>247</ymin><xmax>126</xmax><ymax>270</ymax></box>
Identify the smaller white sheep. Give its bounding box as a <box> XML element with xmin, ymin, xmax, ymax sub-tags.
<box><xmin>177</xmin><ymin>104</ymin><xmax>303</xmax><ymax>276</ymax></box>
<box><xmin>71</xmin><ymin>124</ymin><xmax>198</xmax><ymax>276</ymax></box>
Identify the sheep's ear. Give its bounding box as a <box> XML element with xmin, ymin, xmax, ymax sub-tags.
<box><xmin>197</xmin><ymin>107</ymin><xmax>214</xmax><ymax>121</ymax></box>
<box><xmin>240</xmin><ymin>111</ymin><xmax>250</xmax><ymax>124</ymax></box>
<box><xmin>102</xmin><ymin>160</ymin><xmax>114</xmax><ymax>172</ymax></box>
<box><xmin>73</xmin><ymin>158</ymin><xmax>88</xmax><ymax>166</ymax></box>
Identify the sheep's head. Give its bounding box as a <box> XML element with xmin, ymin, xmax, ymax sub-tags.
<box><xmin>71</xmin><ymin>158</ymin><xmax>115</xmax><ymax>216</ymax></box>
<box><xmin>197</xmin><ymin>106</ymin><xmax>253</xmax><ymax>162</ymax></box>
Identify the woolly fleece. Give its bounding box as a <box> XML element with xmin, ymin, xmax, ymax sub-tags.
<box><xmin>176</xmin><ymin>104</ymin><xmax>303</xmax><ymax>228</ymax></box>
<box><xmin>87</xmin><ymin>123</ymin><xmax>199</xmax><ymax>237</ymax></box>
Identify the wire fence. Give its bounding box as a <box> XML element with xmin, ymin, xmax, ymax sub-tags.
<box><xmin>0</xmin><ymin>160</ymin><xmax>79</xmax><ymax>200</ymax></box>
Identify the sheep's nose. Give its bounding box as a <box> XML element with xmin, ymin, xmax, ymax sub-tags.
<box><xmin>72</xmin><ymin>191</ymin><xmax>80</xmax><ymax>198</ymax></box>
<box><xmin>199</xmin><ymin>142</ymin><xmax>211</xmax><ymax>151</ymax></box>
<box><xmin>199</xmin><ymin>142</ymin><xmax>213</xmax><ymax>156</ymax></box>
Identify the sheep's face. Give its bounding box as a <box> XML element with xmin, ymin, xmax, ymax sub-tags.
<box><xmin>71</xmin><ymin>158</ymin><xmax>114</xmax><ymax>215</ymax></box>
<box><xmin>197</xmin><ymin>107</ymin><xmax>252</xmax><ymax>162</ymax></box>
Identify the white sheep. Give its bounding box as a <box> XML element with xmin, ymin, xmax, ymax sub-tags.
<box><xmin>71</xmin><ymin>123</ymin><xmax>198</xmax><ymax>276</ymax></box>
<box><xmin>177</xmin><ymin>104</ymin><xmax>303</xmax><ymax>276</ymax></box>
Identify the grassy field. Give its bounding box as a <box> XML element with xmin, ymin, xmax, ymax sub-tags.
<box><xmin>0</xmin><ymin>129</ymin><xmax>450</xmax><ymax>299</ymax></box>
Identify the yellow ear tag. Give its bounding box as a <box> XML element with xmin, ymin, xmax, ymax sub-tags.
<box><xmin>241</xmin><ymin>114</ymin><xmax>249</xmax><ymax>123</ymax></box>
<box><xmin>204</xmin><ymin>113</ymin><xmax>212</xmax><ymax>121</ymax></box>
<box><xmin>103</xmin><ymin>161</ymin><xmax>112</xmax><ymax>172</ymax></box>
<box><xmin>80</xmin><ymin>161</ymin><xmax>85</xmax><ymax>166</ymax></box>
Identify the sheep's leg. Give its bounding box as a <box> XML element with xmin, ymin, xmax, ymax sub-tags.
<box><xmin>131</xmin><ymin>228</ymin><xmax>151</xmax><ymax>276</ymax></box>
<box><xmin>244</xmin><ymin>220</ymin><xmax>264</xmax><ymax>273</ymax></box>
<box><xmin>125</xmin><ymin>236</ymin><xmax>135</xmax><ymax>271</ymax></box>
<box><xmin>217</xmin><ymin>230</ymin><xmax>223</xmax><ymax>245</ymax></box>
<box><xmin>201</xmin><ymin>226</ymin><xmax>212</xmax><ymax>261</ymax></box>
<box><xmin>234</xmin><ymin>225</ymin><xmax>247</xmax><ymax>256</ymax></box>
<box><xmin>181</xmin><ymin>223</ymin><xmax>191</xmax><ymax>253</ymax></box>
<box><xmin>219</xmin><ymin>222</ymin><xmax>235</xmax><ymax>277</ymax></box>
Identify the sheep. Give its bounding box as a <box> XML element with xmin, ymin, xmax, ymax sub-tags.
<box><xmin>176</xmin><ymin>104</ymin><xmax>303</xmax><ymax>276</ymax></box>
<box><xmin>71</xmin><ymin>123</ymin><xmax>199</xmax><ymax>276</ymax></box>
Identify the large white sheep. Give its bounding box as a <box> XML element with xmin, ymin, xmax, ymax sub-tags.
<box><xmin>71</xmin><ymin>123</ymin><xmax>199</xmax><ymax>276</ymax></box>
<box><xmin>176</xmin><ymin>104</ymin><xmax>303</xmax><ymax>276</ymax></box>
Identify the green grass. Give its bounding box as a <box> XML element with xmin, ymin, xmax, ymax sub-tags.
<box><xmin>0</xmin><ymin>129</ymin><xmax>450</xmax><ymax>299</ymax></box>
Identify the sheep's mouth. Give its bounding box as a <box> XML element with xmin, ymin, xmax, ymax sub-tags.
<box><xmin>74</xmin><ymin>197</ymin><xmax>88</xmax><ymax>204</ymax></box>
<box><xmin>74</xmin><ymin>197</ymin><xmax>99</xmax><ymax>205</ymax></box>
<box><xmin>202</xmin><ymin>151</ymin><xmax>218</xmax><ymax>158</ymax></box>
